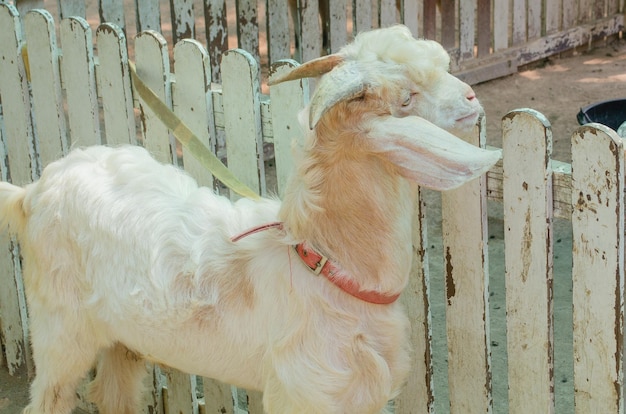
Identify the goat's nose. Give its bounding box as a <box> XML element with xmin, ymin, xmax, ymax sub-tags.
<box><xmin>466</xmin><ymin>89</ymin><xmax>477</xmax><ymax>101</ymax></box>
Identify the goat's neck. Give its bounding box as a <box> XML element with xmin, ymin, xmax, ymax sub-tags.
<box><xmin>279</xmin><ymin>133</ymin><xmax>418</xmax><ymax>294</ymax></box>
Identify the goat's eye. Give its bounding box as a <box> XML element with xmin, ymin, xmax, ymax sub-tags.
<box><xmin>401</xmin><ymin>93</ymin><xmax>417</xmax><ymax>107</ymax></box>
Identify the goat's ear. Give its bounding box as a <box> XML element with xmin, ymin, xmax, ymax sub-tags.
<box><xmin>367</xmin><ymin>116</ymin><xmax>501</xmax><ymax>190</ymax></box>
<box><xmin>268</xmin><ymin>54</ymin><xmax>343</xmax><ymax>85</ymax></box>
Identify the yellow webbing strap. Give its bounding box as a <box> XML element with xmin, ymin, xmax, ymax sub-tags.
<box><xmin>128</xmin><ymin>61</ymin><xmax>261</xmax><ymax>201</ymax></box>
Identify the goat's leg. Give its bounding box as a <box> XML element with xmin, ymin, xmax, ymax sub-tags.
<box><xmin>88</xmin><ymin>343</ymin><xmax>147</xmax><ymax>414</ymax></box>
<box><xmin>23</xmin><ymin>311</ymin><xmax>101</xmax><ymax>414</ymax></box>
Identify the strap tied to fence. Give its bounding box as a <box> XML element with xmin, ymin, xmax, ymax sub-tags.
<box><xmin>128</xmin><ymin>61</ymin><xmax>261</xmax><ymax>201</ymax></box>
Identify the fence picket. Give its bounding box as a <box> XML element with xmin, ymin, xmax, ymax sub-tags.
<box><xmin>353</xmin><ymin>0</ymin><xmax>372</xmax><ymax>34</ymax></box>
<box><xmin>170</xmin><ymin>0</ymin><xmax>195</xmax><ymax>43</ymax></box>
<box><xmin>441</xmin><ymin>117</ymin><xmax>492</xmax><ymax>414</ymax></box>
<box><xmin>60</xmin><ymin>17</ymin><xmax>101</xmax><ymax>147</ymax></box>
<box><xmin>173</xmin><ymin>39</ymin><xmax>217</xmax><ymax>189</ymax></box>
<box><xmin>266</xmin><ymin>0</ymin><xmax>290</xmax><ymax>64</ymax></box>
<box><xmin>268</xmin><ymin>59</ymin><xmax>307</xmax><ymax>195</ymax></box>
<box><xmin>24</xmin><ymin>9</ymin><xmax>68</xmax><ymax>169</ymax></box>
<box><xmin>221</xmin><ymin>48</ymin><xmax>265</xmax><ymax>198</ymax></box>
<box><xmin>459</xmin><ymin>0</ymin><xmax>475</xmax><ymax>58</ymax></box>
<box><xmin>395</xmin><ymin>190</ymin><xmax>434</xmax><ymax>414</ymax></box>
<box><xmin>204</xmin><ymin>0</ymin><xmax>228</xmax><ymax>83</ymax></box>
<box><xmin>503</xmin><ymin>109</ymin><xmax>555</xmax><ymax>414</ymax></box>
<box><xmin>135</xmin><ymin>30</ymin><xmax>174</xmax><ymax>163</ymax></box>
<box><xmin>235</xmin><ymin>0</ymin><xmax>260</xmax><ymax>62</ymax></box>
<box><xmin>99</xmin><ymin>0</ymin><xmax>126</xmax><ymax>33</ymax></box>
<box><xmin>136</xmin><ymin>0</ymin><xmax>162</xmax><ymax>32</ymax></box>
<box><xmin>328</xmin><ymin>0</ymin><xmax>348</xmax><ymax>53</ymax></box>
<box><xmin>96</xmin><ymin>23</ymin><xmax>137</xmax><ymax>146</ymax></box>
<box><xmin>571</xmin><ymin>124</ymin><xmax>624</xmax><ymax>414</ymax></box>
<box><xmin>298</xmin><ymin>0</ymin><xmax>321</xmax><ymax>62</ymax></box>
<box><xmin>379</xmin><ymin>0</ymin><xmax>397</xmax><ymax>27</ymax></box>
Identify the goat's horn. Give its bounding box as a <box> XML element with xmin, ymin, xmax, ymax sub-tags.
<box><xmin>308</xmin><ymin>62</ymin><xmax>367</xmax><ymax>129</ymax></box>
<box><xmin>268</xmin><ymin>54</ymin><xmax>344</xmax><ymax>86</ymax></box>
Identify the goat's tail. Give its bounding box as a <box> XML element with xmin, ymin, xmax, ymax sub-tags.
<box><xmin>0</xmin><ymin>182</ymin><xmax>27</xmax><ymax>236</ymax></box>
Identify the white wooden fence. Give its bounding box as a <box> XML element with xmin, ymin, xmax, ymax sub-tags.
<box><xmin>7</xmin><ymin>0</ymin><xmax>625</xmax><ymax>84</ymax></box>
<box><xmin>1</xmin><ymin>2</ymin><xmax>626</xmax><ymax>413</ymax></box>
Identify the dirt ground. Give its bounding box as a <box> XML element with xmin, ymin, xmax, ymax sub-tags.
<box><xmin>1</xmin><ymin>9</ymin><xmax>626</xmax><ymax>412</ymax></box>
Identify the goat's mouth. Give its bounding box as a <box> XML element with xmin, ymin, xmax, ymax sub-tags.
<box><xmin>455</xmin><ymin>111</ymin><xmax>480</xmax><ymax>126</ymax></box>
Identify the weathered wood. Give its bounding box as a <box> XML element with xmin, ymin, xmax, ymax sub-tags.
<box><xmin>477</xmin><ymin>0</ymin><xmax>491</xmax><ymax>57</ymax></box>
<box><xmin>0</xmin><ymin>4</ymin><xmax>34</xmax><ymax>376</ymax></box>
<box><xmin>493</xmin><ymin>0</ymin><xmax>509</xmax><ymax>51</ymax></box>
<box><xmin>394</xmin><ymin>190</ymin><xmax>434</xmax><ymax>414</ymax></box>
<box><xmin>459</xmin><ymin>0</ymin><xmax>474</xmax><ymax>58</ymax></box>
<box><xmin>135</xmin><ymin>30</ymin><xmax>174</xmax><ymax>164</ymax></box>
<box><xmin>328</xmin><ymin>0</ymin><xmax>348</xmax><ymax>53</ymax></box>
<box><xmin>235</xmin><ymin>0</ymin><xmax>260</xmax><ymax>62</ymax></box>
<box><xmin>512</xmin><ymin>0</ymin><xmax>526</xmax><ymax>45</ymax></box>
<box><xmin>268</xmin><ymin>59</ymin><xmax>307</xmax><ymax>195</ymax></box>
<box><xmin>422</xmin><ymin>0</ymin><xmax>436</xmax><ymax>40</ymax></box>
<box><xmin>353</xmin><ymin>0</ymin><xmax>372</xmax><ymax>34</ymax></box>
<box><xmin>135</xmin><ymin>0</ymin><xmax>161</xmax><ymax>32</ymax></box>
<box><xmin>221</xmin><ymin>48</ymin><xmax>266</xmax><ymax>196</ymax></box>
<box><xmin>401</xmin><ymin>0</ymin><xmax>420</xmax><ymax>38</ymax></box>
<box><xmin>57</xmin><ymin>0</ymin><xmax>86</xmax><ymax>19</ymax></box>
<box><xmin>204</xmin><ymin>0</ymin><xmax>228</xmax><ymax>83</ymax></box>
<box><xmin>99</xmin><ymin>0</ymin><xmax>126</xmax><ymax>33</ymax></box>
<box><xmin>298</xmin><ymin>0</ymin><xmax>321</xmax><ymax>62</ymax></box>
<box><xmin>202</xmin><ymin>380</ymin><xmax>234</xmax><ymax>414</ymax></box>
<box><xmin>60</xmin><ymin>17</ymin><xmax>101</xmax><ymax>147</ymax></box>
<box><xmin>96</xmin><ymin>23</ymin><xmax>137</xmax><ymax>146</ymax></box>
<box><xmin>571</xmin><ymin>124</ymin><xmax>624</xmax><ymax>414</ymax></box>
<box><xmin>441</xmin><ymin>117</ymin><xmax>492</xmax><ymax>414</ymax></box>
<box><xmin>170</xmin><ymin>0</ymin><xmax>195</xmax><ymax>43</ymax></box>
<box><xmin>173</xmin><ymin>39</ymin><xmax>216</xmax><ymax>189</ymax></box>
<box><xmin>163</xmin><ymin>371</ymin><xmax>197</xmax><ymax>414</ymax></box>
<box><xmin>266</xmin><ymin>0</ymin><xmax>291</xmax><ymax>63</ymax></box>
<box><xmin>379</xmin><ymin>0</ymin><xmax>397</xmax><ymax>27</ymax></box>
<box><xmin>502</xmin><ymin>109</ymin><xmax>554</xmax><ymax>414</ymax></box>
<box><xmin>545</xmin><ymin>0</ymin><xmax>561</xmax><ymax>33</ymax></box>
<box><xmin>24</xmin><ymin>9</ymin><xmax>68</xmax><ymax>169</ymax></box>
<box><xmin>527</xmin><ymin>0</ymin><xmax>542</xmax><ymax>39</ymax></box>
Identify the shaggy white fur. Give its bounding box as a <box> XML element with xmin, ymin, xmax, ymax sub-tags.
<box><xmin>0</xmin><ymin>25</ymin><xmax>499</xmax><ymax>414</ymax></box>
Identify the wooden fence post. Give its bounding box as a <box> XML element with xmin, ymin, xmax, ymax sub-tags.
<box><xmin>571</xmin><ymin>123</ymin><xmax>624</xmax><ymax>414</ymax></box>
<box><xmin>503</xmin><ymin>109</ymin><xmax>555</xmax><ymax>414</ymax></box>
<box><xmin>441</xmin><ymin>116</ymin><xmax>492</xmax><ymax>414</ymax></box>
<box><xmin>60</xmin><ymin>17</ymin><xmax>101</xmax><ymax>147</ymax></box>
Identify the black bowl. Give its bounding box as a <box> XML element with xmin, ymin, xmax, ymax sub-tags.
<box><xmin>577</xmin><ymin>99</ymin><xmax>626</xmax><ymax>131</ymax></box>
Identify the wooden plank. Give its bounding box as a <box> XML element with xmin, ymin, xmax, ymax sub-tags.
<box><xmin>493</xmin><ymin>0</ymin><xmax>509</xmax><ymax>51</ymax></box>
<box><xmin>458</xmin><ymin>0</ymin><xmax>474</xmax><ymax>58</ymax></box>
<box><xmin>578</xmin><ymin>0</ymin><xmax>592</xmax><ymax>22</ymax></box>
<box><xmin>298</xmin><ymin>0</ymin><xmax>321</xmax><ymax>62</ymax></box>
<box><xmin>266</xmin><ymin>0</ymin><xmax>291</xmax><ymax>64</ymax></box>
<box><xmin>512</xmin><ymin>0</ymin><xmax>526</xmax><ymax>45</ymax></box>
<box><xmin>135</xmin><ymin>0</ymin><xmax>161</xmax><ymax>32</ymax></box>
<box><xmin>96</xmin><ymin>23</ymin><xmax>137</xmax><ymax>146</ymax></box>
<box><xmin>394</xmin><ymin>190</ymin><xmax>434</xmax><ymax>414</ymax></box>
<box><xmin>422</xmin><ymin>0</ymin><xmax>437</xmax><ymax>40</ymax></box>
<box><xmin>0</xmin><ymin>2</ymin><xmax>34</xmax><ymax>377</ymax></box>
<box><xmin>328</xmin><ymin>0</ymin><xmax>348</xmax><ymax>53</ymax></box>
<box><xmin>441</xmin><ymin>116</ymin><xmax>492</xmax><ymax>414</ymax></box>
<box><xmin>24</xmin><ymin>9</ymin><xmax>68</xmax><ymax>169</ymax></box>
<box><xmin>527</xmin><ymin>0</ymin><xmax>542</xmax><ymax>39</ymax></box>
<box><xmin>401</xmin><ymin>0</ymin><xmax>420</xmax><ymax>38</ymax></box>
<box><xmin>221</xmin><ymin>49</ymin><xmax>266</xmax><ymax>196</ymax></box>
<box><xmin>268</xmin><ymin>59</ymin><xmax>307</xmax><ymax>195</ymax></box>
<box><xmin>169</xmin><ymin>0</ymin><xmax>195</xmax><ymax>43</ymax></box>
<box><xmin>235</xmin><ymin>0</ymin><xmax>260</xmax><ymax>62</ymax></box>
<box><xmin>562</xmin><ymin>0</ymin><xmax>577</xmax><ymax>29</ymax></box>
<box><xmin>135</xmin><ymin>30</ymin><xmax>174</xmax><ymax>164</ymax></box>
<box><xmin>163</xmin><ymin>372</ymin><xmax>197</xmax><ymax>414</ymax></box>
<box><xmin>379</xmin><ymin>0</ymin><xmax>396</xmax><ymax>27</ymax></box>
<box><xmin>203</xmin><ymin>0</ymin><xmax>228</xmax><ymax>83</ymax></box>
<box><xmin>173</xmin><ymin>39</ymin><xmax>217</xmax><ymax>189</ymax></box>
<box><xmin>545</xmin><ymin>0</ymin><xmax>561</xmax><ymax>33</ymax></box>
<box><xmin>57</xmin><ymin>0</ymin><xmax>86</xmax><ymax>19</ymax></box>
<box><xmin>353</xmin><ymin>0</ymin><xmax>373</xmax><ymax>34</ymax></box>
<box><xmin>476</xmin><ymin>0</ymin><xmax>491</xmax><ymax>57</ymax></box>
<box><xmin>502</xmin><ymin>109</ymin><xmax>554</xmax><ymax>414</ymax></box>
<box><xmin>60</xmin><ymin>17</ymin><xmax>101</xmax><ymax>147</ymax></box>
<box><xmin>202</xmin><ymin>380</ymin><xmax>234</xmax><ymax>413</ymax></box>
<box><xmin>99</xmin><ymin>0</ymin><xmax>126</xmax><ymax>33</ymax></box>
<box><xmin>0</xmin><ymin>3</ymin><xmax>37</xmax><ymax>185</ymax></box>
<box><xmin>571</xmin><ymin>124</ymin><xmax>624</xmax><ymax>414</ymax></box>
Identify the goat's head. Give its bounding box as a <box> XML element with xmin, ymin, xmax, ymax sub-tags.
<box><xmin>270</xmin><ymin>25</ymin><xmax>500</xmax><ymax>190</ymax></box>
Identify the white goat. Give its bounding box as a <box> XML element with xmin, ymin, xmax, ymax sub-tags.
<box><xmin>0</xmin><ymin>25</ymin><xmax>499</xmax><ymax>414</ymax></box>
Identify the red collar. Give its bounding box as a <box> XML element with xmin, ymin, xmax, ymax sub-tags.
<box><xmin>230</xmin><ymin>223</ymin><xmax>400</xmax><ymax>305</ymax></box>
<box><xmin>293</xmin><ymin>242</ymin><xmax>400</xmax><ymax>305</ymax></box>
